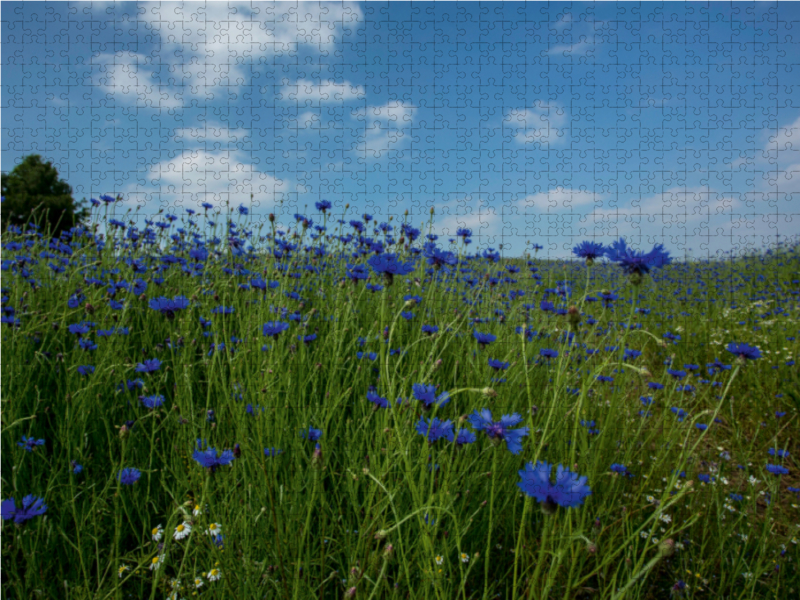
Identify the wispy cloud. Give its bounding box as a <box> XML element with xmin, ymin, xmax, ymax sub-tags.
<box><xmin>351</xmin><ymin>100</ymin><xmax>417</xmax><ymax>158</ymax></box>
<box><xmin>504</xmin><ymin>102</ymin><xmax>568</xmax><ymax>147</ymax></box>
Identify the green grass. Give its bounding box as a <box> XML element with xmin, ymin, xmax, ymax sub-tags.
<box><xmin>1</xmin><ymin>204</ymin><xmax>799</xmax><ymax>599</ymax></box>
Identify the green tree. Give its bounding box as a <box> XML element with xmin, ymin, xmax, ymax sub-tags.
<box><xmin>1</xmin><ymin>154</ymin><xmax>90</xmax><ymax>238</ymax></box>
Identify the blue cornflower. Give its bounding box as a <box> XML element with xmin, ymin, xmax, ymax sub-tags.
<box><xmin>768</xmin><ymin>448</ymin><xmax>790</xmax><ymax>458</ymax></box>
<box><xmin>315</xmin><ymin>200</ymin><xmax>332</xmax><ymax>213</ymax></box>
<box><xmin>1</xmin><ymin>495</ymin><xmax>48</xmax><ymax>524</ymax></box>
<box><xmin>766</xmin><ymin>464</ymin><xmax>789</xmax><ymax>476</ymax></box>
<box><xmin>540</xmin><ymin>348</ymin><xmax>558</xmax><ymax>359</ymax></box>
<box><xmin>192</xmin><ymin>443</ymin><xmax>236</xmax><ymax>473</ymax></box>
<box><xmin>77</xmin><ymin>365</ymin><xmax>95</xmax><ymax>376</ymax></box>
<box><xmin>610</xmin><ymin>463</ymin><xmax>629</xmax><ymax>475</ymax></box>
<box><xmin>455</xmin><ymin>428</ymin><xmax>477</xmax><ymax>446</ymax></box>
<box><xmin>118</xmin><ymin>468</ymin><xmax>141</xmax><ymax>485</ymax></box>
<box><xmin>473</xmin><ymin>331</ymin><xmax>497</xmax><ymax>347</ymax></box>
<box><xmin>264</xmin><ymin>447</ymin><xmax>284</xmax><ymax>457</ymax></box>
<box><xmin>415</xmin><ymin>416</ymin><xmax>455</xmax><ymax>444</ymax></box>
<box><xmin>18</xmin><ymin>436</ymin><xmax>45</xmax><ymax>452</ymax></box>
<box><xmin>300</xmin><ymin>427</ymin><xmax>323</xmax><ymax>442</ymax></box>
<box><xmin>262</xmin><ymin>321</ymin><xmax>290</xmax><ymax>338</ymax></box>
<box><xmin>573</xmin><ymin>241</ymin><xmax>606</xmax><ymax>264</ymax></box>
<box><xmin>467</xmin><ymin>409</ymin><xmax>529</xmax><ymax>455</ymax></box>
<box><xmin>726</xmin><ymin>342</ymin><xmax>762</xmax><ymax>361</ymax></box>
<box><xmin>367</xmin><ymin>253</ymin><xmax>416</xmax><ymax>285</ymax></box>
<box><xmin>604</xmin><ymin>237</ymin><xmax>672</xmax><ymax>281</ymax></box>
<box><xmin>139</xmin><ymin>394</ymin><xmax>165</xmax><ymax>409</ymax></box>
<box><xmin>412</xmin><ymin>383</ymin><xmax>451</xmax><ymax>410</ymax></box>
<box><xmin>488</xmin><ymin>358</ymin><xmax>509</xmax><ymax>371</ymax></box>
<box><xmin>135</xmin><ymin>358</ymin><xmax>161</xmax><ymax>373</ymax></box>
<box><xmin>71</xmin><ymin>461</ymin><xmax>83</xmax><ymax>474</ymax></box>
<box><xmin>517</xmin><ymin>461</ymin><xmax>591</xmax><ymax>512</ymax></box>
<box><xmin>367</xmin><ymin>389</ymin><xmax>389</xmax><ymax>409</ymax></box>
<box><xmin>148</xmin><ymin>295</ymin><xmax>190</xmax><ymax>319</ymax></box>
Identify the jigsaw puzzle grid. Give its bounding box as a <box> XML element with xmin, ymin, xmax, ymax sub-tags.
<box><xmin>2</xmin><ymin>3</ymin><xmax>800</xmax><ymax>595</ymax></box>
<box><xmin>3</xmin><ymin>1</ymin><xmax>797</xmax><ymax>262</ymax></box>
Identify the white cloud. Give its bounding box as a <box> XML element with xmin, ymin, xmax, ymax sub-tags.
<box><xmin>351</xmin><ymin>100</ymin><xmax>417</xmax><ymax>158</ymax></box>
<box><xmin>504</xmin><ymin>103</ymin><xmax>568</xmax><ymax>146</ymax></box>
<box><xmin>117</xmin><ymin>149</ymin><xmax>305</xmax><ymax>211</ymax></box>
<box><xmin>173</xmin><ymin>124</ymin><xmax>251</xmax><ymax>146</ymax></box>
<box><xmin>88</xmin><ymin>2</ymin><xmax>363</xmax><ymax>108</ymax></box>
<box><xmin>767</xmin><ymin>114</ymin><xmax>800</xmax><ymax>151</ymax></box>
<box><xmin>282</xmin><ymin>79</ymin><xmax>366</xmax><ymax>103</ymax></box>
<box><xmin>548</xmin><ymin>39</ymin><xmax>594</xmax><ymax>56</ymax></box>
<box><xmin>518</xmin><ymin>187</ymin><xmax>598</xmax><ymax>209</ymax></box>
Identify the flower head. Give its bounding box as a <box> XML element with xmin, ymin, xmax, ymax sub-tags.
<box><xmin>1</xmin><ymin>495</ymin><xmax>48</xmax><ymax>524</ymax></box>
<box><xmin>725</xmin><ymin>342</ymin><xmax>762</xmax><ymax>361</ymax></box>
<box><xmin>118</xmin><ymin>468</ymin><xmax>141</xmax><ymax>485</ymax></box>
<box><xmin>192</xmin><ymin>444</ymin><xmax>236</xmax><ymax>473</ymax></box>
<box><xmin>517</xmin><ymin>461</ymin><xmax>591</xmax><ymax>512</ymax></box>
<box><xmin>468</xmin><ymin>409</ymin><xmax>529</xmax><ymax>455</ymax></box>
<box><xmin>604</xmin><ymin>237</ymin><xmax>672</xmax><ymax>278</ymax></box>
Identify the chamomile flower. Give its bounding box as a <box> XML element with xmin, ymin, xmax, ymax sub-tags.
<box><xmin>193</xmin><ymin>504</ymin><xmax>203</xmax><ymax>517</ymax></box>
<box><xmin>194</xmin><ymin>576</ymin><xmax>204</xmax><ymax>589</ymax></box>
<box><xmin>150</xmin><ymin>554</ymin><xmax>165</xmax><ymax>571</ymax></box>
<box><xmin>435</xmin><ymin>555</ymin><xmax>444</xmax><ymax>565</ymax></box>
<box><xmin>205</xmin><ymin>523</ymin><xmax>222</xmax><ymax>536</ymax></box>
<box><xmin>206</xmin><ymin>567</ymin><xmax>222</xmax><ymax>582</ymax></box>
<box><xmin>118</xmin><ymin>565</ymin><xmax>130</xmax><ymax>578</ymax></box>
<box><xmin>660</xmin><ymin>513</ymin><xmax>673</xmax><ymax>524</ymax></box>
<box><xmin>460</xmin><ymin>552</ymin><xmax>469</xmax><ymax>563</ymax></box>
<box><xmin>151</xmin><ymin>524</ymin><xmax>164</xmax><ymax>542</ymax></box>
<box><xmin>173</xmin><ymin>521</ymin><xmax>192</xmax><ymax>541</ymax></box>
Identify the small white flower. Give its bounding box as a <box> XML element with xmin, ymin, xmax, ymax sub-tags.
<box><xmin>169</xmin><ymin>578</ymin><xmax>181</xmax><ymax>590</ymax></box>
<box><xmin>205</xmin><ymin>523</ymin><xmax>222</xmax><ymax>536</ymax></box>
<box><xmin>676</xmin><ymin>542</ymin><xmax>685</xmax><ymax>550</ymax></box>
<box><xmin>659</xmin><ymin>513</ymin><xmax>672</xmax><ymax>524</ymax></box>
<box><xmin>206</xmin><ymin>568</ymin><xmax>222</xmax><ymax>582</ymax></box>
<box><xmin>174</xmin><ymin>521</ymin><xmax>192</xmax><ymax>541</ymax></box>
<box><xmin>151</xmin><ymin>524</ymin><xmax>163</xmax><ymax>542</ymax></box>
<box><xmin>641</xmin><ymin>530</ymin><xmax>650</xmax><ymax>539</ymax></box>
<box><xmin>193</xmin><ymin>504</ymin><xmax>202</xmax><ymax>517</ymax></box>
<box><xmin>652</xmin><ymin>537</ymin><xmax>659</xmax><ymax>544</ymax></box>
<box><xmin>742</xmin><ymin>572</ymin><xmax>753</xmax><ymax>580</ymax></box>
<box><xmin>194</xmin><ymin>577</ymin><xmax>204</xmax><ymax>589</ymax></box>
<box><xmin>460</xmin><ymin>552</ymin><xmax>469</xmax><ymax>563</ymax></box>
<box><xmin>150</xmin><ymin>554</ymin><xmax>165</xmax><ymax>571</ymax></box>
<box><xmin>748</xmin><ymin>475</ymin><xmax>759</xmax><ymax>486</ymax></box>
<box><xmin>435</xmin><ymin>555</ymin><xmax>443</xmax><ymax>565</ymax></box>
<box><xmin>118</xmin><ymin>565</ymin><xmax>129</xmax><ymax>578</ymax></box>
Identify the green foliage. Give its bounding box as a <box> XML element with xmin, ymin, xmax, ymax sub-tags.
<box><xmin>1</xmin><ymin>154</ymin><xmax>90</xmax><ymax>238</ymax></box>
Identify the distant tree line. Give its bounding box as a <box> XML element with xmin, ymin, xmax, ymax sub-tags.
<box><xmin>1</xmin><ymin>154</ymin><xmax>91</xmax><ymax>239</ymax></box>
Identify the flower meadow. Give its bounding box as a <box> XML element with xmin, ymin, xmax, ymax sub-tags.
<box><xmin>1</xmin><ymin>196</ymin><xmax>799</xmax><ymax>599</ymax></box>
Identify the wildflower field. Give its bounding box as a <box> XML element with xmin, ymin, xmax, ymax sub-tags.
<box><xmin>2</xmin><ymin>197</ymin><xmax>799</xmax><ymax>599</ymax></box>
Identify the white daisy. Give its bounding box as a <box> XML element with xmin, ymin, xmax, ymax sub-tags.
<box><xmin>173</xmin><ymin>521</ymin><xmax>192</xmax><ymax>541</ymax></box>
<box><xmin>205</xmin><ymin>523</ymin><xmax>222</xmax><ymax>536</ymax></box>
<box><xmin>435</xmin><ymin>555</ymin><xmax>443</xmax><ymax>565</ymax></box>
<box><xmin>193</xmin><ymin>504</ymin><xmax>202</xmax><ymax>517</ymax></box>
<box><xmin>118</xmin><ymin>565</ymin><xmax>129</xmax><ymax>578</ymax></box>
<box><xmin>460</xmin><ymin>552</ymin><xmax>469</xmax><ymax>563</ymax></box>
<box><xmin>150</xmin><ymin>554</ymin><xmax>165</xmax><ymax>571</ymax></box>
<box><xmin>206</xmin><ymin>567</ymin><xmax>222</xmax><ymax>582</ymax></box>
<box><xmin>194</xmin><ymin>577</ymin><xmax>204</xmax><ymax>589</ymax></box>
<box><xmin>151</xmin><ymin>524</ymin><xmax>163</xmax><ymax>542</ymax></box>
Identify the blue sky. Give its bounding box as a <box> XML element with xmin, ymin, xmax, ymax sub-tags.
<box><xmin>2</xmin><ymin>1</ymin><xmax>799</xmax><ymax>259</ymax></box>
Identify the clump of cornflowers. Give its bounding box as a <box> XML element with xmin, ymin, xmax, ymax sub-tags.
<box><xmin>604</xmin><ymin>237</ymin><xmax>672</xmax><ymax>285</ymax></box>
<box><xmin>573</xmin><ymin>240</ymin><xmax>606</xmax><ymax>266</ymax></box>
<box><xmin>725</xmin><ymin>342</ymin><xmax>762</xmax><ymax>362</ymax></box>
<box><xmin>467</xmin><ymin>409</ymin><xmax>529</xmax><ymax>455</ymax></box>
<box><xmin>518</xmin><ymin>461</ymin><xmax>592</xmax><ymax>514</ymax></box>
<box><xmin>149</xmin><ymin>295</ymin><xmax>190</xmax><ymax>320</ymax></box>
<box><xmin>1</xmin><ymin>495</ymin><xmax>48</xmax><ymax>525</ymax></box>
<box><xmin>193</xmin><ymin>441</ymin><xmax>236</xmax><ymax>474</ymax></box>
